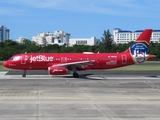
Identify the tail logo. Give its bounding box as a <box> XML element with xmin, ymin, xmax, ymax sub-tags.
<box><xmin>130</xmin><ymin>42</ymin><xmax>149</xmax><ymax>63</ymax></box>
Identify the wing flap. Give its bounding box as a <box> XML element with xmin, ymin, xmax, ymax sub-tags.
<box><xmin>52</xmin><ymin>60</ymin><xmax>95</xmax><ymax>68</ymax></box>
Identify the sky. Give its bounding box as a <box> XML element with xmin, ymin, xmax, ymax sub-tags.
<box><xmin>0</xmin><ymin>0</ymin><xmax>160</xmax><ymax>40</ymax></box>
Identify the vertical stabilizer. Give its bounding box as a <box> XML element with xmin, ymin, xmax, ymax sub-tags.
<box><xmin>125</xmin><ymin>29</ymin><xmax>153</xmax><ymax>63</ymax></box>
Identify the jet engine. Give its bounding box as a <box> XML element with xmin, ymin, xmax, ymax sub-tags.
<box><xmin>48</xmin><ymin>66</ymin><xmax>68</xmax><ymax>75</ymax></box>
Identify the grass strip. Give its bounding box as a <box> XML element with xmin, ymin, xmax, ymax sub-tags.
<box><xmin>112</xmin><ymin>65</ymin><xmax>160</xmax><ymax>70</ymax></box>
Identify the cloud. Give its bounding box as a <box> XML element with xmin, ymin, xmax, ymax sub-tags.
<box><xmin>0</xmin><ymin>7</ymin><xmax>25</xmax><ymax>15</ymax></box>
<box><xmin>1</xmin><ymin>0</ymin><xmax>160</xmax><ymax>18</ymax></box>
<box><xmin>0</xmin><ymin>8</ymin><xmax>11</xmax><ymax>15</ymax></box>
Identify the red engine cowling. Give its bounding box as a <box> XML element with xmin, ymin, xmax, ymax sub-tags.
<box><xmin>48</xmin><ymin>66</ymin><xmax>68</xmax><ymax>75</ymax></box>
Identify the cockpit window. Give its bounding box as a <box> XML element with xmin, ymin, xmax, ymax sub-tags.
<box><xmin>9</xmin><ymin>58</ymin><xmax>13</xmax><ymax>60</ymax></box>
<box><xmin>11</xmin><ymin>56</ymin><xmax>21</xmax><ymax>61</ymax></box>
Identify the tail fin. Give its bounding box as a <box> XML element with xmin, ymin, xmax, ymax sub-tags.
<box><xmin>125</xmin><ymin>29</ymin><xmax>154</xmax><ymax>63</ymax></box>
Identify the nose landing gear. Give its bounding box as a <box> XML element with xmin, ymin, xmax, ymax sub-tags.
<box><xmin>22</xmin><ymin>70</ymin><xmax>26</xmax><ymax>77</ymax></box>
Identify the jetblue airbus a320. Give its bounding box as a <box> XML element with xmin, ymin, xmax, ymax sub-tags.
<box><xmin>3</xmin><ymin>29</ymin><xmax>155</xmax><ymax>78</ymax></box>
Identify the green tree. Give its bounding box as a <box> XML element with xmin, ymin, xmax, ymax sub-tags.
<box><xmin>101</xmin><ymin>30</ymin><xmax>113</xmax><ymax>52</ymax></box>
<box><xmin>4</xmin><ymin>39</ymin><xmax>18</xmax><ymax>46</ymax></box>
<box><xmin>148</xmin><ymin>42</ymin><xmax>160</xmax><ymax>60</ymax></box>
<box><xmin>23</xmin><ymin>39</ymin><xmax>32</xmax><ymax>44</ymax></box>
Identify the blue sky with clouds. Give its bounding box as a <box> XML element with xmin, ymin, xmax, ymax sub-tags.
<box><xmin>1</xmin><ymin>0</ymin><xmax>160</xmax><ymax>40</ymax></box>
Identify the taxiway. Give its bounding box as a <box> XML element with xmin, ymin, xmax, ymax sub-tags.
<box><xmin>0</xmin><ymin>70</ymin><xmax>160</xmax><ymax>120</ymax></box>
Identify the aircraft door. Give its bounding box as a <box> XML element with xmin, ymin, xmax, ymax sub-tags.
<box><xmin>121</xmin><ymin>54</ymin><xmax>127</xmax><ymax>64</ymax></box>
<box><xmin>21</xmin><ymin>55</ymin><xmax>28</xmax><ymax>64</ymax></box>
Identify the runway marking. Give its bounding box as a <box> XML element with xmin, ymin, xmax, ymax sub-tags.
<box><xmin>143</xmin><ymin>81</ymin><xmax>160</xmax><ymax>90</ymax></box>
<box><xmin>0</xmin><ymin>93</ymin><xmax>160</xmax><ymax>101</ymax></box>
<box><xmin>1</xmin><ymin>75</ymin><xmax>160</xmax><ymax>80</ymax></box>
<box><xmin>87</xmin><ymin>76</ymin><xmax>160</xmax><ymax>80</ymax></box>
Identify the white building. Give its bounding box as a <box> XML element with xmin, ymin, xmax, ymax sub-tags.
<box><xmin>32</xmin><ymin>31</ymin><xmax>70</xmax><ymax>46</ymax></box>
<box><xmin>32</xmin><ymin>32</ymin><xmax>48</xmax><ymax>46</ymax></box>
<box><xmin>16</xmin><ymin>37</ymin><xmax>28</xmax><ymax>43</ymax></box>
<box><xmin>69</xmin><ymin>37</ymin><xmax>100</xmax><ymax>46</ymax></box>
<box><xmin>113</xmin><ymin>28</ymin><xmax>160</xmax><ymax>44</ymax></box>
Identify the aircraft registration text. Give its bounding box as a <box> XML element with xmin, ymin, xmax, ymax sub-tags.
<box><xmin>106</xmin><ymin>56</ymin><xmax>117</xmax><ymax>65</ymax></box>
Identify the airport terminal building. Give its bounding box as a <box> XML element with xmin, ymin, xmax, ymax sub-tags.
<box><xmin>113</xmin><ymin>28</ymin><xmax>160</xmax><ymax>44</ymax></box>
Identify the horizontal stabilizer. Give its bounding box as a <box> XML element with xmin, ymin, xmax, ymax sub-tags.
<box><xmin>134</xmin><ymin>54</ymin><xmax>156</xmax><ymax>63</ymax></box>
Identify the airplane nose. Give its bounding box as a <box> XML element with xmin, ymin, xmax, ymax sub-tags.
<box><xmin>3</xmin><ymin>61</ymin><xmax>8</xmax><ymax>67</ymax></box>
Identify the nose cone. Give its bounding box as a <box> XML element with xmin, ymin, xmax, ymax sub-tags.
<box><xmin>3</xmin><ymin>61</ymin><xmax>8</xmax><ymax>68</ymax></box>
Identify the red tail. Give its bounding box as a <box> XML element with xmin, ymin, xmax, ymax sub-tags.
<box><xmin>135</xmin><ymin>29</ymin><xmax>152</xmax><ymax>44</ymax></box>
<box><xmin>124</xmin><ymin>29</ymin><xmax>155</xmax><ymax>63</ymax></box>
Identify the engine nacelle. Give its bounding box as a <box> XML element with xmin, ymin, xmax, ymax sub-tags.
<box><xmin>48</xmin><ymin>66</ymin><xmax>68</xmax><ymax>75</ymax></box>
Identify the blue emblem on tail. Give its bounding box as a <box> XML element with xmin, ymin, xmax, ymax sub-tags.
<box><xmin>130</xmin><ymin>42</ymin><xmax>149</xmax><ymax>63</ymax></box>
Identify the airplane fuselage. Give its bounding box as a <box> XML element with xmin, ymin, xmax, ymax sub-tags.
<box><xmin>4</xmin><ymin>52</ymin><xmax>134</xmax><ymax>71</ymax></box>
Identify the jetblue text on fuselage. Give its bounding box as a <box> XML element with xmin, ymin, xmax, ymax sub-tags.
<box><xmin>30</xmin><ymin>55</ymin><xmax>54</xmax><ymax>63</ymax></box>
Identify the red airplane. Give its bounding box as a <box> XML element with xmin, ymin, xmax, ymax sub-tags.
<box><xmin>3</xmin><ymin>29</ymin><xmax>155</xmax><ymax>78</ymax></box>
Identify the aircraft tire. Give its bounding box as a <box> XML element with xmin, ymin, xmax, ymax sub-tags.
<box><xmin>73</xmin><ymin>72</ymin><xmax>79</xmax><ymax>78</ymax></box>
<box><xmin>22</xmin><ymin>74</ymin><xmax>26</xmax><ymax>77</ymax></box>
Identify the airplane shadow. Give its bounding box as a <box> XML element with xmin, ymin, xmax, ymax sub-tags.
<box><xmin>4</xmin><ymin>70</ymin><xmax>48</xmax><ymax>75</ymax></box>
<box><xmin>4</xmin><ymin>70</ymin><xmax>104</xmax><ymax>80</ymax></box>
<box><xmin>147</xmin><ymin>75</ymin><xmax>160</xmax><ymax>78</ymax></box>
<box><xmin>62</xmin><ymin>73</ymin><xmax>104</xmax><ymax>80</ymax></box>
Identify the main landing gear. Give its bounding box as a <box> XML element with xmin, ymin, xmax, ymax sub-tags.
<box><xmin>73</xmin><ymin>72</ymin><xmax>79</xmax><ymax>78</ymax></box>
<box><xmin>22</xmin><ymin>70</ymin><xmax>26</xmax><ymax>77</ymax></box>
<box><xmin>72</xmin><ymin>67</ymin><xmax>79</xmax><ymax>78</ymax></box>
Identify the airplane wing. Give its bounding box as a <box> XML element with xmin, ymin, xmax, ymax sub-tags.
<box><xmin>51</xmin><ymin>60</ymin><xmax>95</xmax><ymax>69</ymax></box>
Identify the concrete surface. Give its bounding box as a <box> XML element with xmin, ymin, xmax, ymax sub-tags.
<box><xmin>0</xmin><ymin>71</ymin><xmax>160</xmax><ymax>120</ymax></box>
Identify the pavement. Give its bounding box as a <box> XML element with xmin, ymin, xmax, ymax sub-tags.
<box><xmin>0</xmin><ymin>70</ymin><xmax>160</xmax><ymax>120</ymax></box>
